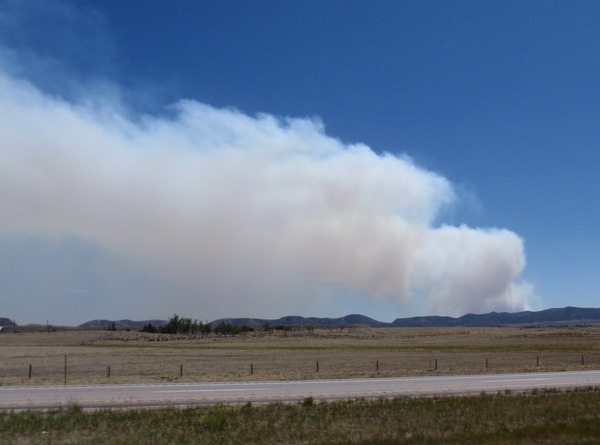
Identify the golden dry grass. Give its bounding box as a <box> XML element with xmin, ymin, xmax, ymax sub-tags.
<box><xmin>1</xmin><ymin>326</ymin><xmax>599</xmax><ymax>386</ymax></box>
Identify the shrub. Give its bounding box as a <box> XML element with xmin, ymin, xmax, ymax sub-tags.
<box><xmin>203</xmin><ymin>408</ymin><xmax>229</xmax><ymax>431</ymax></box>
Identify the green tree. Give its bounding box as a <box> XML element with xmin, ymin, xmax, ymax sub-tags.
<box><xmin>160</xmin><ymin>314</ymin><xmax>180</xmax><ymax>334</ymax></box>
<box><xmin>158</xmin><ymin>314</ymin><xmax>212</xmax><ymax>335</ymax></box>
<box><xmin>141</xmin><ymin>323</ymin><xmax>158</xmax><ymax>333</ymax></box>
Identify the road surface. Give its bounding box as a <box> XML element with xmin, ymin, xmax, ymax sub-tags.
<box><xmin>1</xmin><ymin>370</ymin><xmax>600</xmax><ymax>410</ymax></box>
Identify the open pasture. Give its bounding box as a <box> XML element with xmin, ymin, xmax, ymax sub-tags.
<box><xmin>1</xmin><ymin>326</ymin><xmax>599</xmax><ymax>386</ymax></box>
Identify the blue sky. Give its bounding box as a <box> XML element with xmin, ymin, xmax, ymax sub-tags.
<box><xmin>0</xmin><ymin>1</ymin><xmax>598</xmax><ymax>325</ymax></box>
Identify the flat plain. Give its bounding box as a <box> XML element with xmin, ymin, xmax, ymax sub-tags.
<box><xmin>2</xmin><ymin>326</ymin><xmax>600</xmax><ymax>444</ymax></box>
<box><xmin>1</xmin><ymin>325</ymin><xmax>599</xmax><ymax>386</ymax></box>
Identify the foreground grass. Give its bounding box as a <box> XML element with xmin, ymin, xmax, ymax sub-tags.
<box><xmin>1</xmin><ymin>388</ymin><xmax>600</xmax><ymax>444</ymax></box>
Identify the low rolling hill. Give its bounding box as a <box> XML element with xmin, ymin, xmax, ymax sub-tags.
<box><xmin>76</xmin><ymin>306</ymin><xmax>600</xmax><ymax>329</ymax></box>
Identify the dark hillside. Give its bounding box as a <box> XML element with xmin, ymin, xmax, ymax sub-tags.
<box><xmin>78</xmin><ymin>307</ymin><xmax>600</xmax><ymax>329</ymax></box>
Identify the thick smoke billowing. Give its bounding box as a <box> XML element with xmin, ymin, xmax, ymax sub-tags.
<box><xmin>0</xmin><ymin>71</ymin><xmax>534</xmax><ymax>322</ymax></box>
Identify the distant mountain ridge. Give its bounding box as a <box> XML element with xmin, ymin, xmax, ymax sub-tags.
<box><xmin>389</xmin><ymin>307</ymin><xmax>600</xmax><ymax>327</ymax></box>
<box><xmin>211</xmin><ymin>306</ymin><xmax>600</xmax><ymax>328</ymax></box>
<box><xmin>78</xmin><ymin>319</ymin><xmax>167</xmax><ymax>328</ymax></box>
<box><xmin>213</xmin><ymin>313</ymin><xmax>390</xmax><ymax>328</ymax></box>
<box><xmin>77</xmin><ymin>307</ymin><xmax>600</xmax><ymax>329</ymax></box>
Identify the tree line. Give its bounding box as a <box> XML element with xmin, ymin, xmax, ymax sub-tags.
<box><xmin>140</xmin><ymin>314</ymin><xmax>256</xmax><ymax>336</ymax></box>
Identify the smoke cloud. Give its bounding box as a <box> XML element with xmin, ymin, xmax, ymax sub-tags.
<box><xmin>0</xmin><ymin>71</ymin><xmax>534</xmax><ymax>322</ymax></box>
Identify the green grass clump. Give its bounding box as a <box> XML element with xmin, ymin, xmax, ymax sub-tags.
<box><xmin>1</xmin><ymin>388</ymin><xmax>599</xmax><ymax>444</ymax></box>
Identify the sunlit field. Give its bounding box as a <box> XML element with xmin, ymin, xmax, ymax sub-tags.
<box><xmin>2</xmin><ymin>326</ymin><xmax>600</xmax><ymax>443</ymax></box>
<box><xmin>1</xmin><ymin>326</ymin><xmax>599</xmax><ymax>386</ymax></box>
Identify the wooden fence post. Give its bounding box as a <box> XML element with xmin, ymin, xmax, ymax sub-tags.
<box><xmin>64</xmin><ymin>354</ymin><xmax>67</xmax><ymax>385</ymax></box>
<box><xmin>29</xmin><ymin>364</ymin><xmax>32</xmax><ymax>379</ymax></box>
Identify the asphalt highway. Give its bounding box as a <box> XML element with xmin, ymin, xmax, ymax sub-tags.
<box><xmin>2</xmin><ymin>370</ymin><xmax>600</xmax><ymax>410</ymax></box>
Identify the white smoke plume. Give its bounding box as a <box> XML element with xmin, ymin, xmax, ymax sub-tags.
<box><xmin>0</xmin><ymin>71</ymin><xmax>534</xmax><ymax>322</ymax></box>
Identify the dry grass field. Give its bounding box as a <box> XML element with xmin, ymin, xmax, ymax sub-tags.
<box><xmin>1</xmin><ymin>325</ymin><xmax>599</xmax><ymax>386</ymax></box>
<box><xmin>3</xmin><ymin>326</ymin><xmax>600</xmax><ymax>443</ymax></box>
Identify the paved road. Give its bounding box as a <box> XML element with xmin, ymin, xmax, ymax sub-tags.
<box><xmin>2</xmin><ymin>370</ymin><xmax>600</xmax><ymax>410</ymax></box>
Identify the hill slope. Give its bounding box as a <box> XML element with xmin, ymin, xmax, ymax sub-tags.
<box><xmin>390</xmin><ymin>307</ymin><xmax>600</xmax><ymax>327</ymax></box>
<box><xmin>78</xmin><ymin>319</ymin><xmax>167</xmax><ymax>328</ymax></box>
<box><xmin>77</xmin><ymin>307</ymin><xmax>600</xmax><ymax>329</ymax></box>
<box><xmin>211</xmin><ymin>306</ymin><xmax>600</xmax><ymax>328</ymax></box>
<box><xmin>0</xmin><ymin>318</ymin><xmax>16</xmax><ymax>327</ymax></box>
